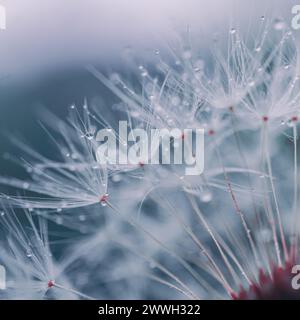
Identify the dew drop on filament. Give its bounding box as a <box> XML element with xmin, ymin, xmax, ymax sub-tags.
<box><xmin>273</xmin><ymin>18</ymin><xmax>286</xmax><ymax>31</ymax></box>
<box><xmin>79</xmin><ymin>215</ymin><xmax>86</xmax><ymax>222</ymax></box>
<box><xmin>255</xmin><ymin>47</ymin><xmax>261</xmax><ymax>53</ymax></box>
<box><xmin>23</xmin><ymin>182</ymin><xmax>30</xmax><ymax>189</ymax></box>
<box><xmin>26</xmin><ymin>248</ymin><xmax>33</xmax><ymax>258</ymax></box>
<box><xmin>85</xmin><ymin>133</ymin><xmax>94</xmax><ymax>140</ymax></box>
<box><xmin>183</xmin><ymin>50</ymin><xmax>192</xmax><ymax>60</ymax></box>
<box><xmin>200</xmin><ymin>190</ymin><xmax>213</xmax><ymax>203</ymax></box>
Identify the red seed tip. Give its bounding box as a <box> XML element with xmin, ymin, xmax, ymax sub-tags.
<box><xmin>138</xmin><ymin>161</ymin><xmax>145</xmax><ymax>167</ymax></box>
<box><xmin>262</xmin><ymin>115</ymin><xmax>269</xmax><ymax>122</ymax></box>
<box><xmin>208</xmin><ymin>129</ymin><xmax>215</xmax><ymax>136</ymax></box>
<box><xmin>181</xmin><ymin>133</ymin><xmax>185</xmax><ymax>140</ymax></box>
<box><xmin>291</xmin><ymin>116</ymin><xmax>298</xmax><ymax>122</ymax></box>
<box><xmin>100</xmin><ymin>194</ymin><xmax>108</xmax><ymax>203</ymax></box>
<box><xmin>230</xmin><ymin>292</ymin><xmax>238</xmax><ymax>300</ymax></box>
<box><xmin>229</xmin><ymin>106</ymin><xmax>234</xmax><ymax>112</ymax></box>
<box><xmin>48</xmin><ymin>280</ymin><xmax>55</xmax><ymax>288</ymax></box>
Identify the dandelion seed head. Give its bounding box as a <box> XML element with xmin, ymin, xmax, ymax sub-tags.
<box><xmin>1</xmin><ymin>17</ymin><xmax>300</xmax><ymax>299</ymax></box>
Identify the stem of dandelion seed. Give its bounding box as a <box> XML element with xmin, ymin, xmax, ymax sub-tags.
<box><xmin>264</xmin><ymin>122</ymin><xmax>289</xmax><ymax>263</ymax></box>
<box><xmin>53</xmin><ymin>283</ymin><xmax>96</xmax><ymax>300</ymax></box>
<box><xmin>292</xmin><ymin>124</ymin><xmax>298</xmax><ymax>260</ymax></box>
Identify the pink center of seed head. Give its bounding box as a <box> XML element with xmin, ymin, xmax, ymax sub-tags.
<box><xmin>232</xmin><ymin>259</ymin><xmax>300</xmax><ymax>300</ymax></box>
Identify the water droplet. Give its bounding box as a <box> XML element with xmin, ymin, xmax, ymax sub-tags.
<box><xmin>0</xmin><ymin>211</ymin><xmax>5</xmax><ymax>217</ymax></box>
<box><xmin>23</xmin><ymin>182</ymin><xmax>30</xmax><ymax>189</ymax></box>
<box><xmin>26</xmin><ymin>249</ymin><xmax>33</xmax><ymax>258</ymax></box>
<box><xmin>100</xmin><ymin>193</ymin><xmax>109</xmax><ymax>207</ymax></box>
<box><xmin>130</xmin><ymin>111</ymin><xmax>140</xmax><ymax>118</ymax></box>
<box><xmin>273</xmin><ymin>18</ymin><xmax>286</xmax><ymax>30</ymax></box>
<box><xmin>79</xmin><ymin>215</ymin><xmax>86</xmax><ymax>222</ymax></box>
<box><xmin>100</xmin><ymin>201</ymin><xmax>107</xmax><ymax>207</ymax></box>
<box><xmin>200</xmin><ymin>190</ymin><xmax>213</xmax><ymax>203</ymax></box>
<box><xmin>167</xmin><ymin>118</ymin><xmax>175</xmax><ymax>126</ymax></box>
<box><xmin>230</xmin><ymin>28</ymin><xmax>236</xmax><ymax>34</ymax></box>
<box><xmin>141</xmin><ymin>70</ymin><xmax>148</xmax><ymax>77</ymax></box>
<box><xmin>110</xmin><ymin>73</ymin><xmax>121</xmax><ymax>84</ymax></box>
<box><xmin>183</xmin><ymin>50</ymin><xmax>192</xmax><ymax>60</ymax></box>
<box><xmin>85</xmin><ymin>133</ymin><xmax>94</xmax><ymax>140</ymax></box>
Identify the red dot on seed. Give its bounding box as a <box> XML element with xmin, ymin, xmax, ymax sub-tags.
<box><xmin>291</xmin><ymin>116</ymin><xmax>298</xmax><ymax>122</ymax></box>
<box><xmin>208</xmin><ymin>129</ymin><xmax>215</xmax><ymax>135</ymax></box>
<box><xmin>100</xmin><ymin>194</ymin><xmax>108</xmax><ymax>203</ymax></box>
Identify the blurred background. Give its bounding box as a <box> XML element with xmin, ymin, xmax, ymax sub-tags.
<box><xmin>0</xmin><ymin>0</ymin><xmax>298</xmax><ymax>144</ymax></box>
